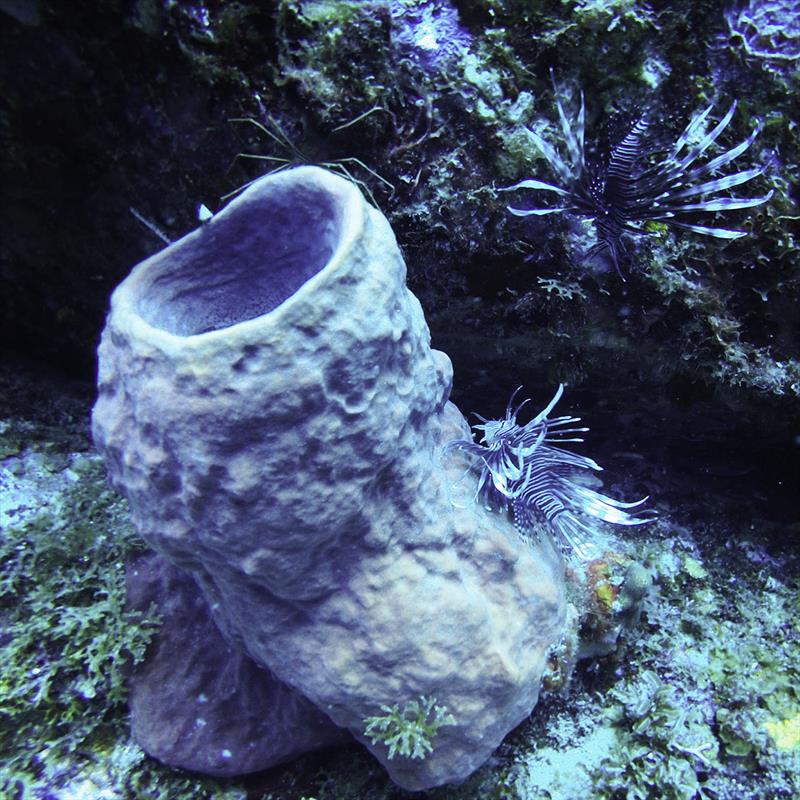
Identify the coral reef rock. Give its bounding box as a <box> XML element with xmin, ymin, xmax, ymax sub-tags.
<box><xmin>726</xmin><ymin>0</ymin><xmax>800</xmax><ymax>77</ymax></box>
<box><xmin>92</xmin><ymin>166</ymin><xmax>566</xmax><ymax>790</ymax></box>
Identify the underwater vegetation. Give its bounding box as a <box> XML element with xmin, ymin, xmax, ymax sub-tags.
<box><xmin>505</xmin><ymin>71</ymin><xmax>773</xmax><ymax>276</ymax></box>
<box><xmin>363</xmin><ymin>696</ymin><xmax>456</xmax><ymax>761</ymax></box>
<box><xmin>0</xmin><ymin>393</ymin><xmax>245</xmax><ymax>799</ymax></box>
<box><xmin>585</xmin><ymin>530</ymin><xmax>800</xmax><ymax>800</ymax></box>
<box><xmin>447</xmin><ymin>384</ymin><xmax>650</xmax><ymax>556</ymax></box>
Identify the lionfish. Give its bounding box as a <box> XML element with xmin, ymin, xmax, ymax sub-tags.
<box><xmin>505</xmin><ymin>71</ymin><xmax>773</xmax><ymax>276</ymax></box>
<box><xmin>446</xmin><ymin>384</ymin><xmax>650</xmax><ymax>557</ymax></box>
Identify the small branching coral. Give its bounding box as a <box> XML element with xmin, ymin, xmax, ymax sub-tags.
<box><xmin>446</xmin><ymin>384</ymin><xmax>651</xmax><ymax>557</ymax></box>
<box><xmin>505</xmin><ymin>71</ymin><xmax>773</xmax><ymax>276</ymax></box>
<box><xmin>363</xmin><ymin>696</ymin><xmax>456</xmax><ymax>760</ymax></box>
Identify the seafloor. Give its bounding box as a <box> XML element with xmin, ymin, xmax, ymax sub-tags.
<box><xmin>1</xmin><ymin>358</ymin><xmax>798</xmax><ymax>800</ymax></box>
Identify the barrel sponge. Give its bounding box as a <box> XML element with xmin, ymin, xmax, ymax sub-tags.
<box><xmin>92</xmin><ymin>166</ymin><xmax>566</xmax><ymax>790</ymax></box>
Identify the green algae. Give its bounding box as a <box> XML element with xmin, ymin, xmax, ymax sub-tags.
<box><xmin>0</xmin><ymin>370</ymin><xmax>242</xmax><ymax>800</ymax></box>
<box><xmin>364</xmin><ymin>696</ymin><xmax>457</xmax><ymax>760</ymax></box>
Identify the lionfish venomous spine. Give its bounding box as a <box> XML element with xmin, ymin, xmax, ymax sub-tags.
<box><xmin>505</xmin><ymin>71</ymin><xmax>773</xmax><ymax>275</ymax></box>
<box><xmin>446</xmin><ymin>384</ymin><xmax>650</xmax><ymax>557</ymax></box>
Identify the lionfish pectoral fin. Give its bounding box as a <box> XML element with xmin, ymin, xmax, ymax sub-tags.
<box><xmin>521</xmin><ymin>127</ymin><xmax>573</xmax><ymax>183</ymax></box>
<box><xmin>588</xmin><ymin>238</ymin><xmax>627</xmax><ymax>281</ymax></box>
<box><xmin>529</xmin><ymin>384</ymin><xmax>565</xmax><ymax>426</ymax></box>
<box><xmin>686</xmin><ymin>122</ymin><xmax>763</xmax><ymax>181</ymax></box>
<box><xmin>666</xmin><ymin>166</ymin><xmax>765</xmax><ymax>201</ymax></box>
<box><xmin>511</xmin><ymin>497</ymin><xmax>538</xmax><ymax>537</ymax></box>
<box><xmin>507</xmin><ymin>205</ymin><xmax>571</xmax><ymax>217</ymax></box>
<box><xmin>570</xmin><ymin>484</ymin><xmax>651</xmax><ymax>525</ymax></box>
<box><xmin>661</xmin><ymin>221</ymin><xmax>748</xmax><ymax>239</ymax></box>
<box><xmin>550</xmin><ymin>513</ymin><xmax>597</xmax><ymax>559</ymax></box>
<box><xmin>501</xmin><ymin>178</ymin><xmax>572</xmax><ymax>195</ymax></box>
<box><xmin>677</xmin><ymin>102</ymin><xmax>737</xmax><ymax>171</ymax></box>
<box><xmin>669</xmin><ymin>104</ymin><xmax>715</xmax><ymax>160</ymax></box>
<box><xmin>654</xmin><ymin>192</ymin><xmax>773</xmax><ymax>214</ymax></box>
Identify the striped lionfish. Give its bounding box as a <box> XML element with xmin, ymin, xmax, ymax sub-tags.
<box><xmin>446</xmin><ymin>385</ymin><xmax>651</xmax><ymax>557</ymax></box>
<box><xmin>505</xmin><ymin>71</ymin><xmax>773</xmax><ymax>276</ymax></box>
